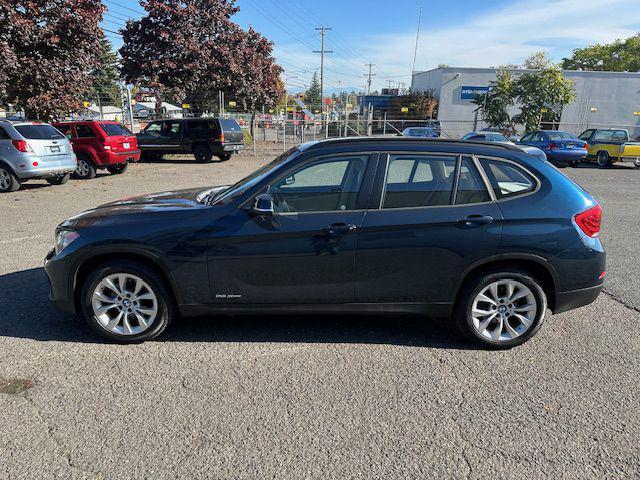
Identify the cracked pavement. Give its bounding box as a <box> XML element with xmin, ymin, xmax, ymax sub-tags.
<box><xmin>1</xmin><ymin>152</ymin><xmax>639</xmax><ymax>479</ymax></box>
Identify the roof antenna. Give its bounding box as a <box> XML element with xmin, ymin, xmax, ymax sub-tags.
<box><xmin>411</xmin><ymin>2</ymin><xmax>423</xmax><ymax>75</ymax></box>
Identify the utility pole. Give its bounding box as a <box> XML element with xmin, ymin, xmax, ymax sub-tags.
<box><xmin>365</xmin><ymin>63</ymin><xmax>376</xmax><ymax>95</ymax></box>
<box><xmin>313</xmin><ymin>27</ymin><xmax>332</xmax><ymax>132</ymax></box>
<box><xmin>125</xmin><ymin>85</ymin><xmax>135</xmax><ymax>132</ymax></box>
<box><xmin>386</xmin><ymin>80</ymin><xmax>395</xmax><ymax>90</ymax></box>
<box><xmin>412</xmin><ymin>3</ymin><xmax>423</xmax><ymax>74</ymax></box>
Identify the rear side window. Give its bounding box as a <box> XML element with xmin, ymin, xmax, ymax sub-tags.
<box><xmin>0</xmin><ymin>127</ymin><xmax>10</xmax><ymax>140</ymax></box>
<box><xmin>187</xmin><ymin>120</ymin><xmax>218</xmax><ymax>136</ymax></box>
<box><xmin>593</xmin><ymin>129</ymin><xmax>628</xmax><ymax>142</ymax></box>
<box><xmin>220</xmin><ymin>119</ymin><xmax>241</xmax><ymax>131</ymax></box>
<box><xmin>382</xmin><ymin>155</ymin><xmax>457</xmax><ymax>209</ymax></box>
<box><xmin>480</xmin><ymin>159</ymin><xmax>536</xmax><ymax>199</ymax></box>
<box><xmin>14</xmin><ymin>124</ymin><xmax>65</xmax><ymax>140</ymax></box>
<box><xmin>75</xmin><ymin>125</ymin><xmax>96</xmax><ymax>138</ymax></box>
<box><xmin>100</xmin><ymin>123</ymin><xmax>132</xmax><ymax>136</ymax></box>
<box><xmin>455</xmin><ymin>158</ymin><xmax>491</xmax><ymax>205</ymax></box>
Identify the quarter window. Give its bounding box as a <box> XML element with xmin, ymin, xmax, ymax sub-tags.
<box><xmin>480</xmin><ymin>159</ymin><xmax>536</xmax><ymax>199</ymax></box>
<box><xmin>382</xmin><ymin>155</ymin><xmax>457</xmax><ymax>208</ymax></box>
<box><xmin>268</xmin><ymin>155</ymin><xmax>369</xmax><ymax>213</ymax></box>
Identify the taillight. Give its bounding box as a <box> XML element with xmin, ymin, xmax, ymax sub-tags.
<box><xmin>219</xmin><ymin>132</ymin><xmax>225</xmax><ymax>143</ymax></box>
<box><xmin>549</xmin><ymin>142</ymin><xmax>558</xmax><ymax>150</ymax></box>
<box><xmin>574</xmin><ymin>205</ymin><xmax>602</xmax><ymax>238</ymax></box>
<box><xmin>12</xmin><ymin>139</ymin><xmax>33</xmax><ymax>153</ymax></box>
<box><xmin>582</xmin><ymin>142</ymin><xmax>588</xmax><ymax>149</ymax></box>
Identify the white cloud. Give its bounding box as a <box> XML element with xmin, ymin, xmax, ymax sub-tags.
<box><xmin>275</xmin><ymin>0</ymin><xmax>640</xmax><ymax>91</ymax></box>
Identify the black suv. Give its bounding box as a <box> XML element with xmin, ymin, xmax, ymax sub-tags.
<box><xmin>136</xmin><ymin>118</ymin><xmax>244</xmax><ymax>162</ymax></box>
<box><xmin>45</xmin><ymin>138</ymin><xmax>605</xmax><ymax>348</ymax></box>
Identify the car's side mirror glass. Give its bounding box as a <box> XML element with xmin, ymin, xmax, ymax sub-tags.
<box><xmin>251</xmin><ymin>193</ymin><xmax>275</xmax><ymax>216</ymax></box>
<box><xmin>283</xmin><ymin>174</ymin><xmax>295</xmax><ymax>186</ymax></box>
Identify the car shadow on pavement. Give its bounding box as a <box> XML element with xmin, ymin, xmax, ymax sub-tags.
<box><xmin>0</xmin><ymin>267</ymin><xmax>472</xmax><ymax>350</ymax></box>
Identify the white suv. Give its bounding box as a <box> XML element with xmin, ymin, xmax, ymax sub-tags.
<box><xmin>0</xmin><ymin>120</ymin><xmax>77</xmax><ymax>192</ymax></box>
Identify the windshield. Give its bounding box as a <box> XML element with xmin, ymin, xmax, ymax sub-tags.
<box><xmin>546</xmin><ymin>131</ymin><xmax>575</xmax><ymax>140</ymax></box>
<box><xmin>15</xmin><ymin>124</ymin><xmax>65</xmax><ymax>140</ymax></box>
<box><xmin>211</xmin><ymin>147</ymin><xmax>301</xmax><ymax>204</ymax></box>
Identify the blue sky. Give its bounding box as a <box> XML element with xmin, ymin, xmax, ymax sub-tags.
<box><xmin>103</xmin><ymin>0</ymin><xmax>640</xmax><ymax>93</ymax></box>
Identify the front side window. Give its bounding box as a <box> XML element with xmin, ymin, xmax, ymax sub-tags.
<box><xmin>145</xmin><ymin>122</ymin><xmax>162</xmax><ymax>134</ymax></box>
<box><xmin>267</xmin><ymin>155</ymin><xmax>369</xmax><ymax>213</ymax></box>
<box><xmin>578</xmin><ymin>129</ymin><xmax>595</xmax><ymax>141</ymax></box>
<box><xmin>74</xmin><ymin>125</ymin><xmax>95</xmax><ymax>138</ymax></box>
<box><xmin>382</xmin><ymin>155</ymin><xmax>457</xmax><ymax>209</ymax></box>
<box><xmin>480</xmin><ymin>158</ymin><xmax>536</xmax><ymax>199</ymax></box>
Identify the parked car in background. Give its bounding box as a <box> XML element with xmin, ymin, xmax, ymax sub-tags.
<box><xmin>136</xmin><ymin>118</ymin><xmax>244</xmax><ymax>163</ymax></box>
<box><xmin>401</xmin><ymin>127</ymin><xmax>439</xmax><ymax>138</ymax></box>
<box><xmin>578</xmin><ymin>128</ymin><xmax>640</xmax><ymax>168</ymax></box>
<box><xmin>462</xmin><ymin>131</ymin><xmax>512</xmax><ymax>143</ymax></box>
<box><xmin>45</xmin><ymin>137</ymin><xmax>605</xmax><ymax>349</ymax></box>
<box><xmin>53</xmin><ymin>121</ymin><xmax>139</xmax><ymax>179</ymax></box>
<box><xmin>0</xmin><ymin>121</ymin><xmax>76</xmax><ymax>192</ymax></box>
<box><xmin>518</xmin><ymin>130</ymin><xmax>587</xmax><ymax>167</ymax></box>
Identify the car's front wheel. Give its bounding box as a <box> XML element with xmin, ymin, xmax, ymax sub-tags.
<box><xmin>454</xmin><ymin>270</ymin><xmax>547</xmax><ymax>349</ymax></box>
<box><xmin>81</xmin><ymin>261</ymin><xmax>174</xmax><ymax>343</ymax></box>
<box><xmin>597</xmin><ymin>151</ymin><xmax>611</xmax><ymax>168</ymax></box>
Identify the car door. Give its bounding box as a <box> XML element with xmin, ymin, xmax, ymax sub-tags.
<box><xmin>136</xmin><ymin>121</ymin><xmax>164</xmax><ymax>150</ymax></box>
<box><xmin>157</xmin><ymin>120</ymin><xmax>183</xmax><ymax>152</ymax></box>
<box><xmin>355</xmin><ymin>152</ymin><xmax>503</xmax><ymax>305</ymax></box>
<box><xmin>73</xmin><ymin>124</ymin><xmax>100</xmax><ymax>158</ymax></box>
<box><xmin>207</xmin><ymin>152</ymin><xmax>377</xmax><ymax>304</ymax></box>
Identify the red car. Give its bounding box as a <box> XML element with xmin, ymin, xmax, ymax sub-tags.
<box><xmin>53</xmin><ymin>121</ymin><xmax>140</xmax><ymax>179</ymax></box>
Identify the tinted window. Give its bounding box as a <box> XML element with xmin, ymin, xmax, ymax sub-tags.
<box><xmin>268</xmin><ymin>155</ymin><xmax>369</xmax><ymax>213</ymax></box>
<box><xmin>0</xmin><ymin>127</ymin><xmax>10</xmax><ymax>140</ymax></box>
<box><xmin>593</xmin><ymin>130</ymin><xmax>628</xmax><ymax>142</ymax></box>
<box><xmin>15</xmin><ymin>124</ymin><xmax>65</xmax><ymax>140</ymax></box>
<box><xmin>480</xmin><ymin>159</ymin><xmax>536</xmax><ymax>199</ymax></box>
<box><xmin>578</xmin><ymin>130</ymin><xmax>594</xmax><ymax>140</ymax></box>
<box><xmin>187</xmin><ymin>120</ymin><xmax>218</xmax><ymax>137</ymax></box>
<box><xmin>520</xmin><ymin>133</ymin><xmax>533</xmax><ymax>142</ymax></box>
<box><xmin>75</xmin><ymin>125</ymin><xmax>95</xmax><ymax>138</ymax></box>
<box><xmin>144</xmin><ymin>122</ymin><xmax>162</xmax><ymax>134</ymax></box>
<box><xmin>382</xmin><ymin>155</ymin><xmax>457</xmax><ymax>209</ymax></box>
<box><xmin>546</xmin><ymin>131</ymin><xmax>575</xmax><ymax>140</ymax></box>
<box><xmin>455</xmin><ymin>158</ymin><xmax>491</xmax><ymax>205</ymax></box>
<box><xmin>161</xmin><ymin>121</ymin><xmax>181</xmax><ymax>136</ymax></box>
<box><xmin>220</xmin><ymin>119</ymin><xmax>241</xmax><ymax>131</ymax></box>
<box><xmin>100</xmin><ymin>123</ymin><xmax>132</xmax><ymax>136</ymax></box>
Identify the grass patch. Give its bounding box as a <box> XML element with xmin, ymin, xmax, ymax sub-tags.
<box><xmin>0</xmin><ymin>378</ymin><xmax>33</xmax><ymax>394</ymax></box>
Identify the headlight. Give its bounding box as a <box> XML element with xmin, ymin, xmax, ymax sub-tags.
<box><xmin>55</xmin><ymin>230</ymin><xmax>80</xmax><ymax>254</ymax></box>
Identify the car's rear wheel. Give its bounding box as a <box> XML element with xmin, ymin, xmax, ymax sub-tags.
<box><xmin>193</xmin><ymin>144</ymin><xmax>213</xmax><ymax>163</ymax></box>
<box><xmin>454</xmin><ymin>270</ymin><xmax>547</xmax><ymax>349</ymax></box>
<box><xmin>0</xmin><ymin>166</ymin><xmax>20</xmax><ymax>192</ymax></box>
<box><xmin>570</xmin><ymin>159</ymin><xmax>580</xmax><ymax>168</ymax></box>
<box><xmin>81</xmin><ymin>261</ymin><xmax>174</xmax><ymax>343</ymax></box>
<box><xmin>634</xmin><ymin>158</ymin><xmax>640</xmax><ymax>168</ymax></box>
<box><xmin>106</xmin><ymin>163</ymin><xmax>128</xmax><ymax>175</ymax></box>
<box><xmin>597</xmin><ymin>151</ymin><xmax>611</xmax><ymax>168</ymax></box>
<box><xmin>46</xmin><ymin>173</ymin><xmax>70</xmax><ymax>185</ymax></box>
<box><xmin>217</xmin><ymin>153</ymin><xmax>232</xmax><ymax>161</ymax></box>
<box><xmin>141</xmin><ymin>152</ymin><xmax>162</xmax><ymax>162</ymax></box>
<box><xmin>74</xmin><ymin>155</ymin><xmax>97</xmax><ymax>179</ymax></box>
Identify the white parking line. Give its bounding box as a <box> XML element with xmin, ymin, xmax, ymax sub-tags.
<box><xmin>0</xmin><ymin>235</ymin><xmax>48</xmax><ymax>245</ymax></box>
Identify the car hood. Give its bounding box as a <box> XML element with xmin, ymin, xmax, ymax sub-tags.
<box><xmin>59</xmin><ymin>186</ymin><xmax>229</xmax><ymax>229</ymax></box>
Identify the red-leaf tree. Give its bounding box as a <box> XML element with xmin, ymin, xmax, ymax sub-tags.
<box><xmin>0</xmin><ymin>0</ymin><xmax>105</xmax><ymax>120</ymax></box>
<box><xmin>119</xmin><ymin>0</ymin><xmax>239</xmax><ymax>115</ymax></box>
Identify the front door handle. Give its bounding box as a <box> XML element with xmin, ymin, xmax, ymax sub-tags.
<box><xmin>459</xmin><ymin>215</ymin><xmax>494</xmax><ymax>226</ymax></box>
<box><xmin>322</xmin><ymin>223</ymin><xmax>358</xmax><ymax>235</ymax></box>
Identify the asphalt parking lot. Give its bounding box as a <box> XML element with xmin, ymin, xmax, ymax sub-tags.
<box><xmin>1</xmin><ymin>151</ymin><xmax>639</xmax><ymax>479</ymax></box>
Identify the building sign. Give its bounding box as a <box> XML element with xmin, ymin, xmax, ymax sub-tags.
<box><xmin>401</xmin><ymin>107</ymin><xmax>409</xmax><ymax>113</ymax></box>
<box><xmin>181</xmin><ymin>103</ymin><xmax>190</xmax><ymax>109</ymax></box>
<box><xmin>460</xmin><ymin>86</ymin><xmax>490</xmax><ymax>100</ymax></box>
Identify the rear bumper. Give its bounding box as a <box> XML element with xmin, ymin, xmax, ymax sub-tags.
<box><xmin>619</xmin><ymin>155</ymin><xmax>640</xmax><ymax>164</ymax></box>
<box><xmin>546</xmin><ymin>150</ymin><xmax>587</xmax><ymax>162</ymax></box>
<box><xmin>99</xmin><ymin>150</ymin><xmax>141</xmax><ymax>166</ymax></box>
<box><xmin>15</xmin><ymin>154</ymin><xmax>77</xmax><ymax>179</ymax></box>
<box><xmin>554</xmin><ymin>283</ymin><xmax>603</xmax><ymax>314</ymax></box>
<box><xmin>223</xmin><ymin>144</ymin><xmax>245</xmax><ymax>152</ymax></box>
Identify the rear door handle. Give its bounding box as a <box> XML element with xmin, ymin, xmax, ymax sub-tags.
<box><xmin>322</xmin><ymin>223</ymin><xmax>358</xmax><ymax>234</ymax></box>
<box><xmin>459</xmin><ymin>215</ymin><xmax>494</xmax><ymax>226</ymax></box>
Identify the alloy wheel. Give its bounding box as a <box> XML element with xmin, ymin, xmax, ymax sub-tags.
<box><xmin>471</xmin><ymin>279</ymin><xmax>537</xmax><ymax>342</ymax></box>
<box><xmin>0</xmin><ymin>168</ymin><xmax>10</xmax><ymax>190</ymax></box>
<box><xmin>76</xmin><ymin>159</ymin><xmax>90</xmax><ymax>177</ymax></box>
<box><xmin>597</xmin><ymin>152</ymin><xmax>609</xmax><ymax>167</ymax></box>
<box><xmin>91</xmin><ymin>273</ymin><xmax>158</xmax><ymax>336</ymax></box>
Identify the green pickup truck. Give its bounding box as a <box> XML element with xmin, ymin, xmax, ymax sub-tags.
<box><xmin>578</xmin><ymin>128</ymin><xmax>640</xmax><ymax>168</ymax></box>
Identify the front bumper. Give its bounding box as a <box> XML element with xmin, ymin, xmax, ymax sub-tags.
<box><xmin>44</xmin><ymin>248</ymin><xmax>77</xmax><ymax>316</ymax></box>
<box><xmin>554</xmin><ymin>283</ymin><xmax>603</xmax><ymax>314</ymax></box>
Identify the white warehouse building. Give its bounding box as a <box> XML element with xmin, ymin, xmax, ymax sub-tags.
<box><xmin>411</xmin><ymin>67</ymin><xmax>640</xmax><ymax>139</ymax></box>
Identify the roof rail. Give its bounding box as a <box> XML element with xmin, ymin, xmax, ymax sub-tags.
<box><xmin>307</xmin><ymin>136</ymin><xmax>523</xmax><ymax>151</ymax></box>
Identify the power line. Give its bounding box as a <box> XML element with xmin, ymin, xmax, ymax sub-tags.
<box><xmin>103</xmin><ymin>0</ymin><xmax>145</xmax><ymax>16</ymax></box>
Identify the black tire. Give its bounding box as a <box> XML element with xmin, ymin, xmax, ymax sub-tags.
<box><xmin>217</xmin><ymin>153</ymin><xmax>232</xmax><ymax>161</ymax></box>
<box><xmin>46</xmin><ymin>173</ymin><xmax>70</xmax><ymax>185</ymax></box>
<box><xmin>193</xmin><ymin>144</ymin><xmax>213</xmax><ymax>163</ymax></box>
<box><xmin>81</xmin><ymin>260</ymin><xmax>175</xmax><ymax>343</ymax></box>
<box><xmin>570</xmin><ymin>159</ymin><xmax>580</xmax><ymax>168</ymax></box>
<box><xmin>454</xmin><ymin>269</ymin><xmax>548</xmax><ymax>349</ymax></box>
<box><xmin>0</xmin><ymin>165</ymin><xmax>21</xmax><ymax>192</ymax></box>
<box><xmin>74</xmin><ymin>155</ymin><xmax>97</xmax><ymax>179</ymax></box>
<box><xmin>106</xmin><ymin>163</ymin><xmax>128</xmax><ymax>175</ymax></box>
<box><xmin>596</xmin><ymin>151</ymin><xmax>611</xmax><ymax>168</ymax></box>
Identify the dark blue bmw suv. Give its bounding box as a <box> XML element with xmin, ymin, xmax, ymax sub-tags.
<box><xmin>44</xmin><ymin>138</ymin><xmax>605</xmax><ymax>348</ymax></box>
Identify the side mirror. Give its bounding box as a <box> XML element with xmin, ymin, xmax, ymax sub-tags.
<box><xmin>251</xmin><ymin>193</ymin><xmax>275</xmax><ymax>216</ymax></box>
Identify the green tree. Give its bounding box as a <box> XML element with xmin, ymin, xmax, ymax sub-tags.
<box><xmin>513</xmin><ymin>66</ymin><xmax>575</xmax><ymax>131</ymax></box>
<box><xmin>305</xmin><ymin>72</ymin><xmax>321</xmax><ymax>109</ymax></box>
<box><xmin>562</xmin><ymin>34</ymin><xmax>640</xmax><ymax>72</ymax></box>
<box><xmin>522</xmin><ymin>50</ymin><xmax>554</xmax><ymax>69</ymax></box>
<box><xmin>472</xmin><ymin>70</ymin><xmax>517</xmax><ymax>133</ymax></box>
<box><xmin>91</xmin><ymin>35</ymin><xmax>121</xmax><ymax>107</ymax></box>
